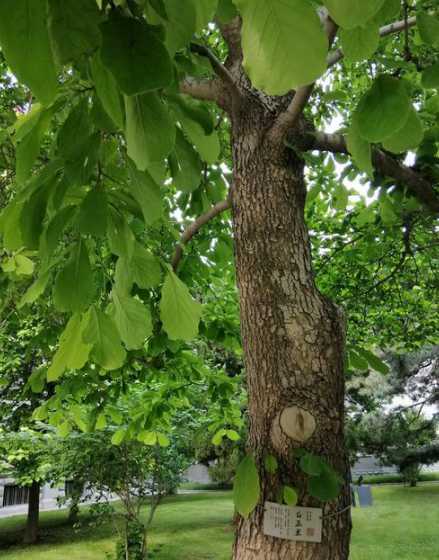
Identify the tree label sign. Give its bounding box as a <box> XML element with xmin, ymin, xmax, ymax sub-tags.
<box><xmin>263</xmin><ymin>502</ymin><xmax>322</xmax><ymax>543</ymax></box>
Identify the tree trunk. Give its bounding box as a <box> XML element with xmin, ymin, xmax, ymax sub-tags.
<box><xmin>231</xmin><ymin>104</ymin><xmax>352</xmax><ymax>559</ymax></box>
<box><xmin>23</xmin><ymin>481</ymin><xmax>40</xmax><ymax>545</ymax></box>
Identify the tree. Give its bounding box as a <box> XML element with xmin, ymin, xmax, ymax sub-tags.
<box><xmin>0</xmin><ymin>2</ymin><xmax>438</xmax><ymax>559</ymax></box>
<box><xmin>0</xmin><ymin>428</ymin><xmax>54</xmax><ymax>544</ymax></box>
<box><xmin>352</xmin><ymin>409</ymin><xmax>438</xmax><ymax>486</ymax></box>
<box><xmin>54</xmin><ymin>430</ymin><xmax>189</xmax><ymax>560</ymax></box>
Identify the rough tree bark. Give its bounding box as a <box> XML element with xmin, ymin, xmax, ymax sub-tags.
<box><xmin>23</xmin><ymin>481</ymin><xmax>40</xmax><ymax>544</ymax></box>
<box><xmin>229</xmin><ymin>96</ymin><xmax>351</xmax><ymax>559</ymax></box>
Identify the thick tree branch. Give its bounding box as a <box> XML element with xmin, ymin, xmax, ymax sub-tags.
<box><xmin>269</xmin><ymin>14</ymin><xmax>338</xmax><ymax>143</ymax></box>
<box><xmin>216</xmin><ymin>16</ymin><xmax>243</xmax><ymax>64</ymax></box>
<box><xmin>172</xmin><ymin>198</ymin><xmax>231</xmax><ymax>271</ymax></box>
<box><xmin>190</xmin><ymin>43</ymin><xmax>239</xmax><ymax>96</ymax></box>
<box><xmin>327</xmin><ymin>16</ymin><xmax>417</xmax><ymax>69</ymax></box>
<box><xmin>307</xmin><ymin>131</ymin><xmax>439</xmax><ymax>214</ymax></box>
<box><xmin>179</xmin><ymin>77</ymin><xmax>223</xmax><ymax>103</ymax></box>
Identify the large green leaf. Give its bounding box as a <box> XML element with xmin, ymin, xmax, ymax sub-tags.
<box><xmin>47</xmin><ymin>313</ymin><xmax>92</xmax><ymax>381</ymax></box>
<box><xmin>0</xmin><ymin>0</ymin><xmax>57</xmax><ymax>105</ymax></box>
<box><xmin>382</xmin><ymin>107</ymin><xmax>424</xmax><ymax>154</ymax></box>
<box><xmin>57</xmin><ymin>100</ymin><xmax>92</xmax><ymax>161</ymax></box>
<box><xmin>356</xmin><ymin>347</ymin><xmax>390</xmax><ymax>374</ymax></box>
<box><xmin>216</xmin><ymin>0</ymin><xmax>238</xmax><ymax>24</ymax></box>
<box><xmin>356</xmin><ymin>75</ymin><xmax>411</xmax><ymax>142</ymax></box>
<box><xmin>421</xmin><ymin>62</ymin><xmax>439</xmax><ymax>89</ymax></box>
<box><xmin>128</xmin><ymin>165</ymin><xmax>163</xmax><ymax>225</ymax></box>
<box><xmin>418</xmin><ymin>12</ymin><xmax>439</xmax><ymax>47</ymax></box>
<box><xmin>15</xmin><ymin>106</ymin><xmax>53</xmax><ymax>184</ymax></box>
<box><xmin>308</xmin><ymin>467</ymin><xmax>341</xmax><ymax>502</ymax></box>
<box><xmin>300</xmin><ymin>453</ymin><xmax>325</xmax><ymax>476</ymax></box>
<box><xmin>111</xmin><ymin>290</ymin><xmax>153</xmax><ymax>350</ymax></box>
<box><xmin>53</xmin><ymin>241</ymin><xmax>95</xmax><ymax>312</ymax></box>
<box><xmin>100</xmin><ymin>14</ymin><xmax>173</xmax><ymax>95</ymax></box>
<box><xmin>324</xmin><ymin>0</ymin><xmax>385</xmax><ymax>29</ymax></box>
<box><xmin>339</xmin><ymin>23</ymin><xmax>380</xmax><ymax>63</ymax></box>
<box><xmin>235</xmin><ymin>0</ymin><xmax>328</xmax><ymax>94</ymax></box>
<box><xmin>18</xmin><ymin>269</ymin><xmax>51</xmax><ymax>308</ymax></box>
<box><xmin>125</xmin><ymin>93</ymin><xmax>176</xmax><ymax>171</ymax></box>
<box><xmin>162</xmin><ymin>0</ymin><xmax>197</xmax><ymax>55</ymax></box>
<box><xmin>283</xmin><ymin>485</ymin><xmax>298</xmax><ymax>506</ymax></box>
<box><xmin>169</xmin><ymin>129</ymin><xmax>203</xmax><ymax>192</ymax></box>
<box><xmin>83</xmin><ymin>306</ymin><xmax>127</xmax><ymax>370</ymax></box>
<box><xmin>77</xmin><ymin>189</ymin><xmax>108</xmax><ymax>237</ymax></box>
<box><xmin>159</xmin><ymin>269</ymin><xmax>202</xmax><ymax>340</ymax></box>
<box><xmin>48</xmin><ymin>0</ymin><xmax>101</xmax><ymax>65</ymax></box>
<box><xmin>171</xmin><ymin>99</ymin><xmax>220</xmax><ymax>164</ymax></box>
<box><xmin>233</xmin><ymin>455</ymin><xmax>260</xmax><ymax>518</ymax></box>
<box><xmin>346</xmin><ymin>117</ymin><xmax>373</xmax><ymax>177</ymax></box>
<box><xmin>194</xmin><ymin>0</ymin><xmax>218</xmax><ymax>31</ymax></box>
<box><xmin>90</xmin><ymin>52</ymin><xmax>124</xmax><ymax>128</ymax></box>
<box><xmin>131</xmin><ymin>243</ymin><xmax>162</xmax><ymax>289</ymax></box>
<box><xmin>107</xmin><ymin>209</ymin><xmax>135</xmax><ymax>259</ymax></box>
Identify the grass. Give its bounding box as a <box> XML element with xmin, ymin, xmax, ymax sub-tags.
<box><xmin>0</xmin><ymin>485</ymin><xmax>438</xmax><ymax>559</ymax></box>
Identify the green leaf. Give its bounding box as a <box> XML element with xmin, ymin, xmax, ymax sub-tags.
<box><xmin>308</xmin><ymin>467</ymin><xmax>341</xmax><ymax>502</ymax></box>
<box><xmin>348</xmin><ymin>349</ymin><xmax>368</xmax><ymax>370</ymax></box>
<box><xmin>162</xmin><ymin>0</ymin><xmax>197</xmax><ymax>55</ymax></box>
<box><xmin>356</xmin><ymin>347</ymin><xmax>390</xmax><ymax>374</ymax></box>
<box><xmin>95</xmin><ymin>413</ymin><xmax>107</xmax><ymax>430</ymax></box>
<box><xmin>346</xmin><ymin>117</ymin><xmax>373</xmax><ymax>177</ymax></box>
<box><xmin>111</xmin><ymin>290</ymin><xmax>153</xmax><ymax>350</ymax></box>
<box><xmin>83</xmin><ymin>306</ymin><xmax>127</xmax><ymax>370</ymax></box>
<box><xmin>137</xmin><ymin>430</ymin><xmax>158</xmax><ymax>445</ymax></box>
<box><xmin>78</xmin><ymin>189</ymin><xmax>108</xmax><ymax>237</ymax></box>
<box><xmin>170</xmin><ymin>129</ymin><xmax>203</xmax><ymax>192</ymax></box>
<box><xmin>18</xmin><ymin>269</ymin><xmax>51</xmax><ymax>308</ymax></box>
<box><xmin>125</xmin><ymin>93</ymin><xmax>176</xmax><ymax>171</ymax></box>
<box><xmin>264</xmin><ymin>454</ymin><xmax>278</xmax><ymax>474</ymax></box>
<box><xmin>235</xmin><ymin>0</ymin><xmax>328</xmax><ymax>94</ymax></box>
<box><xmin>15</xmin><ymin>255</ymin><xmax>35</xmax><ymax>276</ymax></box>
<box><xmin>128</xmin><ymin>165</ymin><xmax>163</xmax><ymax>225</ymax></box>
<box><xmin>356</xmin><ymin>75</ymin><xmax>411</xmax><ymax>142</ymax></box>
<box><xmin>48</xmin><ymin>0</ymin><xmax>101</xmax><ymax>65</ymax></box>
<box><xmin>339</xmin><ymin>23</ymin><xmax>380</xmax><ymax>63</ymax></box>
<box><xmin>323</xmin><ymin>0</ymin><xmax>385</xmax><ymax>29</ymax></box>
<box><xmin>57</xmin><ymin>100</ymin><xmax>92</xmax><ymax>161</ymax></box>
<box><xmin>131</xmin><ymin>244</ymin><xmax>162</xmax><ymax>289</ymax></box>
<box><xmin>47</xmin><ymin>313</ymin><xmax>93</xmax><ymax>381</ymax></box>
<box><xmin>90</xmin><ymin>52</ymin><xmax>124</xmax><ymax>128</ymax></box>
<box><xmin>53</xmin><ymin>241</ymin><xmax>95</xmax><ymax>312</ymax></box>
<box><xmin>300</xmin><ymin>453</ymin><xmax>325</xmax><ymax>476</ymax></box>
<box><xmin>421</xmin><ymin>62</ymin><xmax>439</xmax><ymax>89</ymax></box>
<box><xmin>111</xmin><ymin>428</ymin><xmax>127</xmax><ymax>446</ymax></box>
<box><xmin>160</xmin><ymin>269</ymin><xmax>202</xmax><ymax>341</ymax></box>
<box><xmin>233</xmin><ymin>455</ymin><xmax>260</xmax><ymax>519</ymax></box>
<box><xmin>194</xmin><ymin>0</ymin><xmax>218</xmax><ymax>31</ymax></box>
<box><xmin>283</xmin><ymin>485</ymin><xmax>298</xmax><ymax>506</ymax></box>
<box><xmin>373</xmin><ymin>0</ymin><xmax>400</xmax><ymax>24</ymax></box>
<box><xmin>379</xmin><ymin>196</ymin><xmax>399</xmax><ymax>225</ymax></box>
<box><xmin>107</xmin><ymin>209</ymin><xmax>135</xmax><ymax>259</ymax></box>
<box><xmin>216</xmin><ymin>0</ymin><xmax>238</xmax><ymax>24</ymax></box>
<box><xmin>177</xmin><ymin>114</ymin><xmax>220</xmax><ymax>164</ymax></box>
<box><xmin>58</xmin><ymin>421</ymin><xmax>72</xmax><ymax>438</ymax></box>
<box><xmin>0</xmin><ymin>0</ymin><xmax>58</xmax><ymax>105</ymax></box>
<box><xmin>157</xmin><ymin>433</ymin><xmax>170</xmax><ymax>447</ymax></box>
<box><xmin>16</xmin><ymin>106</ymin><xmax>53</xmax><ymax>184</ymax></box>
<box><xmin>418</xmin><ymin>12</ymin><xmax>439</xmax><ymax>47</ymax></box>
<box><xmin>226</xmin><ymin>429</ymin><xmax>241</xmax><ymax>442</ymax></box>
<box><xmin>212</xmin><ymin>428</ymin><xmax>227</xmax><ymax>445</ymax></box>
<box><xmin>382</xmin><ymin>107</ymin><xmax>424</xmax><ymax>154</ymax></box>
<box><xmin>100</xmin><ymin>14</ymin><xmax>173</xmax><ymax>95</ymax></box>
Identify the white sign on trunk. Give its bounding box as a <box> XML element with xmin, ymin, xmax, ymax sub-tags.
<box><xmin>263</xmin><ymin>502</ymin><xmax>323</xmax><ymax>543</ymax></box>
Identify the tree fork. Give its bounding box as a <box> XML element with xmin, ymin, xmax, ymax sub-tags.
<box><xmin>230</xmin><ymin>99</ymin><xmax>351</xmax><ymax>559</ymax></box>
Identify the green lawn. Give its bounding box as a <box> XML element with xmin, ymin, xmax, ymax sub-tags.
<box><xmin>0</xmin><ymin>485</ymin><xmax>438</xmax><ymax>559</ymax></box>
